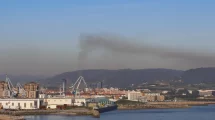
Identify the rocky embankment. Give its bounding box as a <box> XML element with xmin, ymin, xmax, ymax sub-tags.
<box><xmin>117</xmin><ymin>101</ymin><xmax>215</xmax><ymax>110</ymax></box>
<box><xmin>149</xmin><ymin>101</ymin><xmax>215</xmax><ymax>106</ymax></box>
<box><xmin>118</xmin><ymin>104</ymin><xmax>190</xmax><ymax>110</ymax></box>
<box><xmin>0</xmin><ymin>108</ymin><xmax>100</xmax><ymax>118</ymax></box>
<box><xmin>0</xmin><ymin>115</ymin><xmax>24</xmax><ymax>120</ymax></box>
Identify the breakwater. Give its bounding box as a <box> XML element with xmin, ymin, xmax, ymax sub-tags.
<box><xmin>118</xmin><ymin>104</ymin><xmax>190</xmax><ymax>110</ymax></box>
<box><xmin>0</xmin><ymin>108</ymin><xmax>100</xmax><ymax>119</ymax></box>
<box><xmin>0</xmin><ymin>115</ymin><xmax>24</xmax><ymax>120</ymax></box>
<box><xmin>117</xmin><ymin>101</ymin><xmax>215</xmax><ymax>110</ymax></box>
<box><xmin>149</xmin><ymin>101</ymin><xmax>215</xmax><ymax>106</ymax></box>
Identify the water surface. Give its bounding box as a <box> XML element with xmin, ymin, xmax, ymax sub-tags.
<box><xmin>26</xmin><ymin>105</ymin><xmax>215</xmax><ymax>120</ymax></box>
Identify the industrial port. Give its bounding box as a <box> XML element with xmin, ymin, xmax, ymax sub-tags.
<box><xmin>1</xmin><ymin>74</ymin><xmax>215</xmax><ymax>120</ymax></box>
<box><xmin>0</xmin><ymin>75</ymin><xmax>117</xmax><ymax>118</ymax></box>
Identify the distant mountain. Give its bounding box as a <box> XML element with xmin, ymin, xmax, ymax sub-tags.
<box><xmin>43</xmin><ymin>69</ymin><xmax>184</xmax><ymax>88</ymax></box>
<box><xmin>3</xmin><ymin>67</ymin><xmax>215</xmax><ymax>88</ymax></box>
<box><xmin>182</xmin><ymin>67</ymin><xmax>215</xmax><ymax>84</ymax></box>
<box><xmin>0</xmin><ymin>74</ymin><xmax>46</xmax><ymax>85</ymax></box>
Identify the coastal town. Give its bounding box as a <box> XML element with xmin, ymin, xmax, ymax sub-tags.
<box><xmin>0</xmin><ymin>75</ymin><xmax>215</xmax><ymax>120</ymax></box>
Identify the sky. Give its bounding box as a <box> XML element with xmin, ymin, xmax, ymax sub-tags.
<box><xmin>0</xmin><ymin>0</ymin><xmax>215</xmax><ymax>76</ymax></box>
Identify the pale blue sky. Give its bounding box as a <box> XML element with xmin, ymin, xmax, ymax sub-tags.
<box><xmin>0</xmin><ymin>0</ymin><xmax>215</xmax><ymax>75</ymax></box>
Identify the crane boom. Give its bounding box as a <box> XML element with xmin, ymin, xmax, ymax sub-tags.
<box><xmin>70</xmin><ymin>76</ymin><xmax>88</xmax><ymax>98</ymax></box>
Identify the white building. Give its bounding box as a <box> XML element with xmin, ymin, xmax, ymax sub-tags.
<box><xmin>198</xmin><ymin>90</ymin><xmax>214</xmax><ymax>97</ymax></box>
<box><xmin>39</xmin><ymin>94</ymin><xmax>47</xmax><ymax>99</ymax></box>
<box><xmin>188</xmin><ymin>90</ymin><xmax>193</xmax><ymax>94</ymax></box>
<box><xmin>162</xmin><ymin>91</ymin><xmax>169</xmax><ymax>94</ymax></box>
<box><xmin>74</xmin><ymin>98</ymin><xmax>87</xmax><ymax>106</ymax></box>
<box><xmin>45</xmin><ymin>98</ymin><xmax>87</xmax><ymax>109</ymax></box>
<box><xmin>145</xmin><ymin>92</ymin><xmax>160</xmax><ymax>96</ymax></box>
<box><xmin>0</xmin><ymin>99</ymin><xmax>42</xmax><ymax>110</ymax></box>
<box><xmin>128</xmin><ymin>91</ymin><xmax>142</xmax><ymax>101</ymax></box>
<box><xmin>138</xmin><ymin>96</ymin><xmax>147</xmax><ymax>103</ymax></box>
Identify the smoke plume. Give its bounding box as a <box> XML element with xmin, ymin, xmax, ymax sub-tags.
<box><xmin>78</xmin><ymin>33</ymin><xmax>215</xmax><ymax>70</ymax></box>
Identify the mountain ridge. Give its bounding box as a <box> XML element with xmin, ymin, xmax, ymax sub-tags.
<box><xmin>3</xmin><ymin>67</ymin><xmax>215</xmax><ymax>88</ymax></box>
<box><xmin>43</xmin><ymin>68</ymin><xmax>184</xmax><ymax>88</ymax></box>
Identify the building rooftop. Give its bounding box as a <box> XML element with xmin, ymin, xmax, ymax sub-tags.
<box><xmin>25</xmin><ymin>82</ymin><xmax>39</xmax><ymax>85</ymax></box>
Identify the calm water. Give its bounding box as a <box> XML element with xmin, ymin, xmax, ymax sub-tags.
<box><xmin>25</xmin><ymin>105</ymin><xmax>215</xmax><ymax>120</ymax></box>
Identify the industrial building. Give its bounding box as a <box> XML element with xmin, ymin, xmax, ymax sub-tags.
<box><xmin>198</xmin><ymin>90</ymin><xmax>215</xmax><ymax>97</ymax></box>
<box><xmin>24</xmin><ymin>82</ymin><xmax>39</xmax><ymax>99</ymax></box>
<box><xmin>0</xmin><ymin>81</ymin><xmax>10</xmax><ymax>98</ymax></box>
<box><xmin>0</xmin><ymin>99</ymin><xmax>42</xmax><ymax>110</ymax></box>
<box><xmin>44</xmin><ymin>98</ymin><xmax>88</xmax><ymax>109</ymax></box>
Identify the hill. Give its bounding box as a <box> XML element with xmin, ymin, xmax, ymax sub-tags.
<box><xmin>182</xmin><ymin>67</ymin><xmax>215</xmax><ymax>84</ymax></box>
<box><xmin>3</xmin><ymin>68</ymin><xmax>215</xmax><ymax>88</ymax></box>
<box><xmin>43</xmin><ymin>69</ymin><xmax>183</xmax><ymax>88</ymax></box>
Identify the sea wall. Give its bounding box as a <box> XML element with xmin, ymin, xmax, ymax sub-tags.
<box><xmin>117</xmin><ymin>101</ymin><xmax>215</xmax><ymax>110</ymax></box>
<box><xmin>0</xmin><ymin>108</ymin><xmax>100</xmax><ymax>118</ymax></box>
<box><xmin>0</xmin><ymin>115</ymin><xmax>24</xmax><ymax>120</ymax></box>
<box><xmin>118</xmin><ymin>104</ymin><xmax>190</xmax><ymax>110</ymax></box>
<box><xmin>149</xmin><ymin>101</ymin><xmax>215</xmax><ymax>106</ymax></box>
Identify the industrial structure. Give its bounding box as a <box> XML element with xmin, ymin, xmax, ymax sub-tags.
<box><xmin>0</xmin><ymin>75</ymin><xmax>28</xmax><ymax>98</ymax></box>
<box><xmin>70</xmin><ymin>76</ymin><xmax>88</xmax><ymax>97</ymax></box>
<box><xmin>24</xmin><ymin>82</ymin><xmax>39</xmax><ymax>99</ymax></box>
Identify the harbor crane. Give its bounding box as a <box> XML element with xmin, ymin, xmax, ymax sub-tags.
<box><xmin>4</xmin><ymin>75</ymin><xmax>26</xmax><ymax>98</ymax></box>
<box><xmin>5</xmin><ymin>75</ymin><xmax>17</xmax><ymax>98</ymax></box>
<box><xmin>16</xmin><ymin>83</ymin><xmax>26</xmax><ymax>98</ymax></box>
<box><xmin>70</xmin><ymin>76</ymin><xmax>88</xmax><ymax>98</ymax></box>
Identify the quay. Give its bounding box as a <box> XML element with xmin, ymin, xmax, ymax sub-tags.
<box><xmin>116</xmin><ymin>100</ymin><xmax>215</xmax><ymax>110</ymax></box>
<box><xmin>0</xmin><ymin>115</ymin><xmax>24</xmax><ymax>120</ymax></box>
<box><xmin>149</xmin><ymin>101</ymin><xmax>215</xmax><ymax>106</ymax></box>
<box><xmin>0</xmin><ymin>108</ymin><xmax>100</xmax><ymax>119</ymax></box>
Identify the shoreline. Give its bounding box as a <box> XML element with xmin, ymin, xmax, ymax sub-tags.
<box><xmin>0</xmin><ymin>115</ymin><xmax>24</xmax><ymax>120</ymax></box>
<box><xmin>117</xmin><ymin>104</ymin><xmax>191</xmax><ymax>110</ymax></box>
<box><xmin>117</xmin><ymin>101</ymin><xmax>215</xmax><ymax>110</ymax></box>
<box><xmin>0</xmin><ymin>109</ymin><xmax>100</xmax><ymax>120</ymax></box>
<box><xmin>1</xmin><ymin>101</ymin><xmax>215</xmax><ymax>119</ymax></box>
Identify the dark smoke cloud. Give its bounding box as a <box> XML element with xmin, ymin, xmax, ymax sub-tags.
<box><xmin>78</xmin><ymin>33</ymin><xmax>215</xmax><ymax>69</ymax></box>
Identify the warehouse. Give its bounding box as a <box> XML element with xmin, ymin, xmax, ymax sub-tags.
<box><xmin>0</xmin><ymin>99</ymin><xmax>42</xmax><ymax>110</ymax></box>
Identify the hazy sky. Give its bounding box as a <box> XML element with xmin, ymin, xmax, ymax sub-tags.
<box><xmin>1</xmin><ymin>0</ymin><xmax>215</xmax><ymax>76</ymax></box>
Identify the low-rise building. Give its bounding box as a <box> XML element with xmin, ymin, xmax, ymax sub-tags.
<box><xmin>188</xmin><ymin>90</ymin><xmax>193</xmax><ymax>94</ymax></box>
<box><xmin>138</xmin><ymin>96</ymin><xmax>147</xmax><ymax>103</ymax></box>
<box><xmin>39</xmin><ymin>94</ymin><xmax>47</xmax><ymax>99</ymax></box>
<box><xmin>45</xmin><ymin>98</ymin><xmax>87</xmax><ymax>109</ymax></box>
<box><xmin>146</xmin><ymin>96</ymin><xmax>156</xmax><ymax>102</ymax></box>
<box><xmin>144</xmin><ymin>92</ymin><xmax>165</xmax><ymax>102</ymax></box>
<box><xmin>156</xmin><ymin>95</ymin><xmax>165</xmax><ymax>101</ymax></box>
<box><xmin>0</xmin><ymin>99</ymin><xmax>42</xmax><ymax>110</ymax></box>
<box><xmin>128</xmin><ymin>91</ymin><xmax>142</xmax><ymax>101</ymax></box>
<box><xmin>145</xmin><ymin>92</ymin><xmax>160</xmax><ymax>96</ymax></box>
<box><xmin>45</xmin><ymin>98</ymin><xmax>72</xmax><ymax>109</ymax></box>
<box><xmin>162</xmin><ymin>91</ymin><xmax>169</xmax><ymax>94</ymax></box>
<box><xmin>198</xmin><ymin>90</ymin><xmax>214</xmax><ymax>97</ymax></box>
